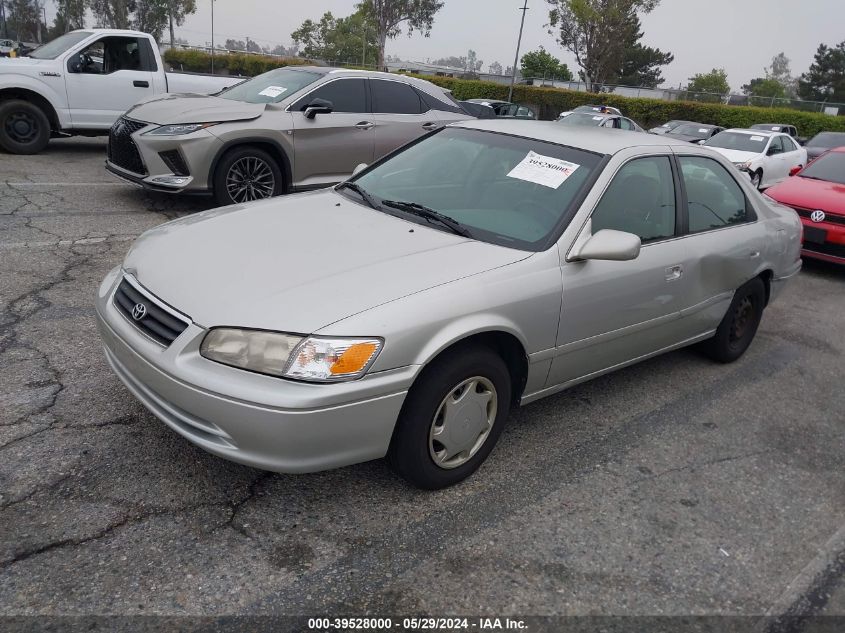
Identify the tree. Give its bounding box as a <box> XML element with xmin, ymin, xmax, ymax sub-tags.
<box><xmin>488</xmin><ymin>61</ymin><xmax>503</xmax><ymax>75</ymax></box>
<box><xmin>5</xmin><ymin>0</ymin><xmax>42</xmax><ymax>41</ymax></box>
<box><xmin>546</xmin><ymin>0</ymin><xmax>659</xmax><ymax>90</ymax></box>
<box><xmin>741</xmin><ymin>77</ymin><xmax>786</xmax><ymax>99</ymax></box>
<box><xmin>224</xmin><ymin>38</ymin><xmax>246</xmax><ymax>51</ymax></box>
<box><xmin>292</xmin><ymin>9</ymin><xmax>378</xmax><ymax>66</ymax></box>
<box><xmin>615</xmin><ymin>14</ymin><xmax>672</xmax><ymax>87</ymax></box>
<box><xmin>358</xmin><ymin>0</ymin><xmax>444</xmax><ymax>70</ymax></box>
<box><xmin>432</xmin><ymin>55</ymin><xmax>466</xmax><ymax>69</ymax></box>
<box><xmin>133</xmin><ymin>0</ymin><xmax>169</xmax><ymax>42</ymax></box>
<box><xmin>686</xmin><ymin>68</ymin><xmax>730</xmax><ymax>95</ymax></box>
<box><xmin>88</xmin><ymin>0</ymin><xmax>134</xmax><ymax>29</ymax></box>
<box><xmin>798</xmin><ymin>41</ymin><xmax>845</xmax><ymax>102</ymax></box>
<box><xmin>165</xmin><ymin>0</ymin><xmax>196</xmax><ymax>49</ymax></box>
<box><xmin>520</xmin><ymin>46</ymin><xmax>572</xmax><ymax>80</ymax></box>
<box><xmin>50</xmin><ymin>0</ymin><xmax>86</xmax><ymax>37</ymax></box>
<box><xmin>465</xmin><ymin>49</ymin><xmax>482</xmax><ymax>73</ymax></box>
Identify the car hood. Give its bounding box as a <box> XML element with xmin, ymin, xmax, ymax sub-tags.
<box><xmin>0</xmin><ymin>56</ymin><xmax>49</xmax><ymax>69</ymax></box>
<box><xmin>708</xmin><ymin>148</ymin><xmax>761</xmax><ymax>163</ymax></box>
<box><xmin>124</xmin><ymin>190</ymin><xmax>531</xmax><ymax>333</ymax></box>
<box><xmin>124</xmin><ymin>93</ymin><xmax>265</xmax><ymax>125</ymax></box>
<box><xmin>765</xmin><ymin>176</ymin><xmax>845</xmax><ymax>215</ymax></box>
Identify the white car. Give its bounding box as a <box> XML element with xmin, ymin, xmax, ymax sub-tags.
<box><xmin>0</xmin><ymin>39</ymin><xmax>17</xmax><ymax>57</ymax></box>
<box><xmin>703</xmin><ymin>129</ymin><xmax>807</xmax><ymax>189</ymax></box>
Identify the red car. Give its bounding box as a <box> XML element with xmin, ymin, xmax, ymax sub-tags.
<box><xmin>765</xmin><ymin>146</ymin><xmax>845</xmax><ymax>264</ymax></box>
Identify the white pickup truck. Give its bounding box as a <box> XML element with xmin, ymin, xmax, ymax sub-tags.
<box><xmin>0</xmin><ymin>29</ymin><xmax>243</xmax><ymax>154</ymax></box>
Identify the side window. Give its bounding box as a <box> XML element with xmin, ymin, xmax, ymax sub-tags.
<box><xmin>782</xmin><ymin>136</ymin><xmax>798</xmax><ymax>152</ymax></box>
<box><xmin>591</xmin><ymin>156</ymin><xmax>677</xmax><ymax>242</ymax></box>
<box><xmin>679</xmin><ymin>156</ymin><xmax>750</xmax><ymax>233</ymax></box>
<box><xmin>293</xmin><ymin>79</ymin><xmax>367</xmax><ymax>113</ymax></box>
<box><xmin>768</xmin><ymin>136</ymin><xmax>784</xmax><ymax>155</ymax></box>
<box><xmin>619</xmin><ymin>118</ymin><xmax>636</xmax><ymax>131</ymax></box>
<box><xmin>71</xmin><ymin>37</ymin><xmax>150</xmax><ymax>74</ymax></box>
<box><xmin>371</xmin><ymin>79</ymin><xmax>423</xmax><ymax>114</ymax></box>
<box><xmin>72</xmin><ymin>40</ymin><xmax>105</xmax><ymax>74</ymax></box>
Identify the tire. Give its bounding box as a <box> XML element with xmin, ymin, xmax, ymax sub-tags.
<box><xmin>751</xmin><ymin>169</ymin><xmax>763</xmax><ymax>190</ymax></box>
<box><xmin>700</xmin><ymin>277</ymin><xmax>766</xmax><ymax>363</ymax></box>
<box><xmin>388</xmin><ymin>345</ymin><xmax>512</xmax><ymax>489</ymax></box>
<box><xmin>213</xmin><ymin>146</ymin><xmax>284</xmax><ymax>206</ymax></box>
<box><xmin>0</xmin><ymin>99</ymin><xmax>50</xmax><ymax>154</ymax></box>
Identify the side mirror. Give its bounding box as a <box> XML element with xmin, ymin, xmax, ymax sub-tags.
<box><xmin>789</xmin><ymin>166</ymin><xmax>802</xmax><ymax>177</ymax></box>
<box><xmin>304</xmin><ymin>98</ymin><xmax>333</xmax><ymax>119</ymax></box>
<box><xmin>573</xmin><ymin>229</ymin><xmax>641</xmax><ymax>262</ymax></box>
<box><xmin>352</xmin><ymin>163</ymin><xmax>368</xmax><ymax>176</ymax></box>
<box><xmin>767</xmin><ymin>147</ymin><xmax>779</xmax><ymax>156</ymax></box>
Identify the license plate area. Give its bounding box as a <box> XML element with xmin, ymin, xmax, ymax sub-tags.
<box><xmin>803</xmin><ymin>226</ymin><xmax>827</xmax><ymax>244</ymax></box>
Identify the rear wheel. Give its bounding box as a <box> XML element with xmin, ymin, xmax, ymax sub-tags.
<box><xmin>0</xmin><ymin>99</ymin><xmax>50</xmax><ymax>154</ymax></box>
<box><xmin>700</xmin><ymin>277</ymin><xmax>766</xmax><ymax>363</ymax></box>
<box><xmin>213</xmin><ymin>146</ymin><xmax>283</xmax><ymax>206</ymax></box>
<box><xmin>388</xmin><ymin>345</ymin><xmax>511</xmax><ymax>489</ymax></box>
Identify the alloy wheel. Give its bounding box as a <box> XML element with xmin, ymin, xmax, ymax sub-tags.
<box><xmin>428</xmin><ymin>376</ymin><xmax>498</xmax><ymax>470</ymax></box>
<box><xmin>225</xmin><ymin>156</ymin><xmax>276</xmax><ymax>203</ymax></box>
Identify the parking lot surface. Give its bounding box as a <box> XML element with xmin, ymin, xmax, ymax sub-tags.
<box><xmin>0</xmin><ymin>138</ymin><xmax>843</xmax><ymax>623</ymax></box>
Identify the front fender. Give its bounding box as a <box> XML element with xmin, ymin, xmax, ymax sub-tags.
<box><xmin>0</xmin><ymin>72</ymin><xmax>69</xmax><ymax>127</ymax></box>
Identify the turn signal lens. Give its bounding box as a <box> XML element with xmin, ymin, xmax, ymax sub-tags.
<box><xmin>284</xmin><ymin>337</ymin><xmax>383</xmax><ymax>382</ymax></box>
<box><xmin>330</xmin><ymin>342</ymin><xmax>379</xmax><ymax>375</ymax></box>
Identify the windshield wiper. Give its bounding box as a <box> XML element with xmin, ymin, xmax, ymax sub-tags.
<box><xmin>336</xmin><ymin>182</ymin><xmax>380</xmax><ymax>210</ymax></box>
<box><xmin>381</xmin><ymin>200</ymin><xmax>473</xmax><ymax>238</ymax></box>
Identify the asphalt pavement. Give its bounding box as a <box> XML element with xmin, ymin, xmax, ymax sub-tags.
<box><xmin>0</xmin><ymin>138</ymin><xmax>843</xmax><ymax>630</ymax></box>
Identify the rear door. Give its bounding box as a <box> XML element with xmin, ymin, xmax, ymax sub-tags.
<box><xmin>780</xmin><ymin>135</ymin><xmax>806</xmax><ymax>172</ymax></box>
<box><xmin>371</xmin><ymin>78</ymin><xmax>440</xmax><ymax>160</ymax></box>
<box><xmin>289</xmin><ymin>77</ymin><xmax>374</xmax><ymax>188</ymax></box>
<box><xmin>672</xmin><ymin>154</ymin><xmax>764</xmax><ymax>335</ymax></box>
<box><xmin>64</xmin><ymin>36</ymin><xmax>157</xmax><ymax>128</ymax></box>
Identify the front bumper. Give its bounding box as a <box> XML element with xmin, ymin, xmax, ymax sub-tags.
<box><xmin>95</xmin><ymin>267</ymin><xmax>416</xmax><ymax>473</ymax></box>
<box><xmin>800</xmin><ymin>216</ymin><xmax>845</xmax><ymax>264</ymax></box>
<box><xmin>106</xmin><ymin>122</ymin><xmax>223</xmax><ymax>194</ymax></box>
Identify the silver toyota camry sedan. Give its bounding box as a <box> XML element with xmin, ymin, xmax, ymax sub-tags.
<box><xmin>96</xmin><ymin>120</ymin><xmax>802</xmax><ymax>489</ymax></box>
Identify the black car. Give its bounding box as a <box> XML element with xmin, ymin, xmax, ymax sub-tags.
<box><xmin>649</xmin><ymin>120</ymin><xmax>694</xmax><ymax>135</ymax></box>
<box><xmin>664</xmin><ymin>123</ymin><xmax>725</xmax><ymax>144</ymax></box>
<box><xmin>802</xmin><ymin>132</ymin><xmax>845</xmax><ymax>160</ymax></box>
<box><xmin>459</xmin><ymin>101</ymin><xmax>496</xmax><ymax>119</ymax></box>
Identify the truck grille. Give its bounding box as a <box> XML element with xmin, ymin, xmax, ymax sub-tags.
<box><xmin>113</xmin><ymin>277</ymin><xmax>190</xmax><ymax>347</ymax></box>
<box><xmin>108</xmin><ymin>118</ymin><xmax>148</xmax><ymax>176</ymax></box>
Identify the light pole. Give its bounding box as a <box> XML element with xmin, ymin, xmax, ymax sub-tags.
<box><xmin>507</xmin><ymin>1</ymin><xmax>529</xmax><ymax>103</ymax></box>
<box><xmin>210</xmin><ymin>0</ymin><xmax>215</xmax><ymax>73</ymax></box>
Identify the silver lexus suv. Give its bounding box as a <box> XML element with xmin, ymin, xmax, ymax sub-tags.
<box><xmin>106</xmin><ymin>67</ymin><xmax>474</xmax><ymax>205</ymax></box>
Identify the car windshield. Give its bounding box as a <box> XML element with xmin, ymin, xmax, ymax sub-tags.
<box><xmin>799</xmin><ymin>152</ymin><xmax>845</xmax><ymax>185</ymax></box>
<box><xmin>573</xmin><ymin>105</ymin><xmax>611</xmax><ymax>113</ymax></box>
<box><xmin>559</xmin><ymin>113</ymin><xmax>606</xmax><ymax>127</ymax></box>
<box><xmin>346</xmin><ymin>127</ymin><xmax>603</xmax><ymax>251</ymax></box>
<box><xmin>705</xmin><ymin>132</ymin><xmax>768</xmax><ymax>153</ymax></box>
<box><xmin>806</xmin><ymin>132</ymin><xmax>845</xmax><ymax>149</ymax></box>
<box><xmin>218</xmin><ymin>68</ymin><xmax>322</xmax><ymax>104</ymax></box>
<box><xmin>672</xmin><ymin>124</ymin><xmax>712</xmax><ymax>138</ymax></box>
<box><xmin>27</xmin><ymin>31</ymin><xmax>92</xmax><ymax>59</ymax></box>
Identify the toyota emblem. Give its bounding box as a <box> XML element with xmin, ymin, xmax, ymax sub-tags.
<box><xmin>131</xmin><ymin>303</ymin><xmax>147</xmax><ymax>321</ymax></box>
<box><xmin>810</xmin><ymin>210</ymin><xmax>826</xmax><ymax>223</ymax></box>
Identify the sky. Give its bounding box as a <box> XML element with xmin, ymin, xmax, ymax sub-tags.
<box><xmin>133</xmin><ymin>0</ymin><xmax>845</xmax><ymax>91</ymax></box>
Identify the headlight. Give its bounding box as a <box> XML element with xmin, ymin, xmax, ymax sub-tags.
<box><xmin>200</xmin><ymin>329</ymin><xmax>382</xmax><ymax>382</ymax></box>
<box><xmin>144</xmin><ymin>123</ymin><xmax>218</xmax><ymax>136</ymax></box>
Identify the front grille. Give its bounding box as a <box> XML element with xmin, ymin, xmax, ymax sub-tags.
<box><xmin>158</xmin><ymin>150</ymin><xmax>190</xmax><ymax>177</ymax></box>
<box><xmin>793</xmin><ymin>206</ymin><xmax>845</xmax><ymax>226</ymax></box>
<box><xmin>803</xmin><ymin>241</ymin><xmax>845</xmax><ymax>259</ymax></box>
<box><xmin>108</xmin><ymin>117</ymin><xmax>148</xmax><ymax>176</ymax></box>
<box><xmin>113</xmin><ymin>278</ymin><xmax>190</xmax><ymax>346</ymax></box>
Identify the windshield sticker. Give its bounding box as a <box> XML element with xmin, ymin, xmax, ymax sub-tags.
<box><xmin>592</xmin><ymin>116</ymin><xmax>603</xmax><ymax>120</ymax></box>
<box><xmin>258</xmin><ymin>86</ymin><xmax>287</xmax><ymax>98</ymax></box>
<box><xmin>771</xmin><ymin>127</ymin><xmax>780</xmax><ymax>130</ymax></box>
<box><xmin>750</xmin><ymin>135</ymin><xmax>766</xmax><ymax>142</ymax></box>
<box><xmin>507</xmin><ymin>151</ymin><xmax>580</xmax><ymax>189</ymax></box>
<box><xmin>699</xmin><ymin>128</ymin><xmax>708</xmax><ymax>133</ymax></box>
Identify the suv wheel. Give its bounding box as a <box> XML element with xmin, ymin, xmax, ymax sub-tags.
<box><xmin>213</xmin><ymin>146</ymin><xmax>283</xmax><ymax>206</ymax></box>
<box><xmin>0</xmin><ymin>99</ymin><xmax>50</xmax><ymax>154</ymax></box>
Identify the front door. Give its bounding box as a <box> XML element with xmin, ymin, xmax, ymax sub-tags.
<box><xmin>65</xmin><ymin>36</ymin><xmax>156</xmax><ymax>128</ymax></box>
<box><xmin>548</xmin><ymin>154</ymin><xmax>691</xmax><ymax>386</ymax></box>
<box><xmin>290</xmin><ymin>77</ymin><xmax>375</xmax><ymax>188</ymax></box>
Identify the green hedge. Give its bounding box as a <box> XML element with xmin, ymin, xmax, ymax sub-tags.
<box><xmin>410</xmin><ymin>75</ymin><xmax>845</xmax><ymax>137</ymax></box>
<box><xmin>163</xmin><ymin>48</ymin><xmax>311</xmax><ymax>77</ymax></box>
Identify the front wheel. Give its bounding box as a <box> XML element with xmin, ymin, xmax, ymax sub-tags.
<box><xmin>0</xmin><ymin>99</ymin><xmax>51</xmax><ymax>154</ymax></box>
<box><xmin>213</xmin><ymin>146</ymin><xmax>283</xmax><ymax>206</ymax></box>
<box><xmin>388</xmin><ymin>345</ymin><xmax>512</xmax><ymax>489</ymax></box>
<box><xmin>699</xmin><ymin>277</ymin><xmax>765</xmax><ymax>363</ymax></box>
<box><xmin>750</xmin><ymin>169</ymin><xmax>763</xmax><ymax>190</ymax></box>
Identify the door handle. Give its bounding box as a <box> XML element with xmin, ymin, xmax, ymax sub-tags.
<box><xmin>133</xmin><ymin>80</ymin><xmax>149</xmax><ymax>88</ymax></box>
<box><xmin>665</xmin><ymin>264</ymin><xmax>683</xmax><ymax>282</ymax></box>
<box><xmin>422</xmin><ymin>122</ymin><xmax>440</xmax><ymax>130</ymax></box>
<box><xmin>355</xmin><ymin>121</ymin><xmax>375</xmax><ymax>130</ymax></box>
<box><xmin>748</xmin><ymin>251</ymin><xmax>760</xmax><ymax>258</ymax></box>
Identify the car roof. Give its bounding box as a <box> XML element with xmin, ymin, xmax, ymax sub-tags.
<box><xmin>451</xmin><ymin>119</ymin><xmax>690</xmax><ymax>154</ymax></box>
<box><xmin>751</xmin><ymin>123</ymin><xmax>793</xmax><ymax>128</ymax></box>
<box><xmin>466</xmin><ymin>99</ymin><xmax>511</xmax><ymax>105</ymax></box>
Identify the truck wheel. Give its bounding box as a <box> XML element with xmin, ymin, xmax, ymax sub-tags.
<box><xmin>213</xmin><ymin>146</ymin><xmax>283</xmax><ymax>206</ymax></box>
<box><xmin>0</xmin><ymin>99</ymin><xmax>51</xmax><ymax>154</ymax></box>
